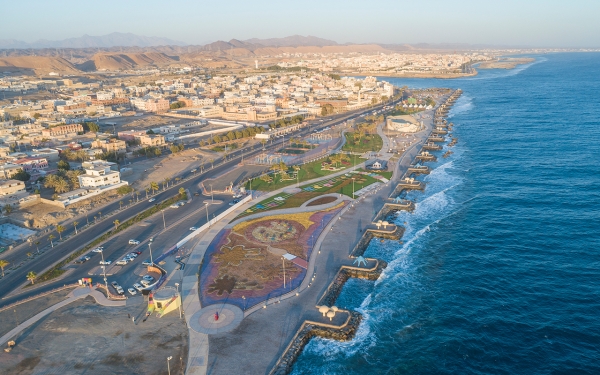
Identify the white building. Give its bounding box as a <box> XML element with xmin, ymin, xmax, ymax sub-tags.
<box><xmin>78</xmin><ymin>160</ymin><xmax>122</xmax><ymax>188</ymax></box>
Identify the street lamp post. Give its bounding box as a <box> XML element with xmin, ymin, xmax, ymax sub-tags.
<box><xmin>175</xmin><ymin>282</ymin><xmax>182</xmax><ymax>319</ymax></box>
<box><xmin>352</xmin><ymin>178</ymin><xmax>355</xmax><ymax>199</ymax></box>
<box><xmin>204</xmin><ymin>202</ymin><xmax>210</xmax><ymax>226</ymax></box>
<box><xmin>210</xmin><ymin>184</ymin><xmax>214</xmax><ymax>202</ymax></box>
<box><xmin>99</xmin><ymin>250</ymin><xmax>109</xmax><ymax>299</ymax></box>
<box><xmin>148</xmin><ymin>238</ymin><xmax>154</xmax><ymax>265</ymax></box>
<box><xmin>161</xmin><ymin>209</ymin><xmax>166</xmax><ymax>229</ymax></box>
<box><xmin>167</xmin><ymin>356</ymin><xmax>172</xmax><ymax>375</ymax></box>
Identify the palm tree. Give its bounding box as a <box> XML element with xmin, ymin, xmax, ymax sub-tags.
<box><xmin>26</xmin><ymin>271</ymin><xmax>37</xmax><ymax>285</ymax></box>
<box><xmin>98</xmin><ymin>211</ymin><xmax>102</xmax><ymax>219</ymax></box>
<box><xmin>150</xmin><ymin>182</ymin><xmax>159</xmax><ymax>194</ymax></box>
<box><xmin>164</xmin><ymin>177</ymin><xmax>171</xmax><ymax>190</ymax></box>
<box><xmin>48</xmin><ymin>234</ymin><xmax>55</xmax><ymax>247</ymax></box>
<box><xmin>54</xmin><ymin>178</ymin><xmax>69</xmax><ymax>194</ymax></box>
<box><xmin>73</xmin><ymin>221</ymin><xmax>79</xmax><ymax>234</ymax></box>
<box><xmin>179</xmin><ymin>187</ymin><xmax>185</xmax><ymax>196</ymax></box>
<box><xmin>56</xmin><ymin>225</ymin><xmax>65</xmax><ymax>240</ymax></box>
<box><xmin>27</xmin><ymin>252</ymin><xmax>32</xmax><ymax>258</ymax></box>
<box><xmin>113</xmin><ymin>219</ymin><xmax>120</xmax><ymax>230</ymax></box>
<box><xmin>3</xmin><ymin>204</ymin><xmax>12</xmax><ymax>215</ymax></box>
<box><xmin>0</xmin><ymin>259</ymin><xmax>9</xmax><ymax>277</ymax></box>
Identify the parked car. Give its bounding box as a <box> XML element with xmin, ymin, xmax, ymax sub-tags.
<box><xmin>149</xmin><ymin>198</ymin><xmax>156</xmax><ymax>202</ymax></box>
<box><xmin>189</xmin><ymin>227</ymin><xmax>198</xmax><ymax>231</ymax></box>
<box><xmin>142</xmin><ymin>275</ymin><xmax>155</xmax><ymax>282</ymax></box>
<box><xmin>115</xmin><ymin>286</ymin><xmax>124</xmax><ymax>295</ymax></box>
<box><xmin>116</xmin><ymin>259</ymin><xmax>128</xmax><ymax>266</ymax></box>
<box><xmin>127</xmin><ymin>288</ymin><xmax>137</xmax><ymax>296</ymax></box>
<box><xmin>140</xmin><ymin>279</ymin><xmax>152</xmax><ymax>287</ymax></box>
<box><xmin>133</xmin><ymin>283</ymin><xmax>144</xmax><ymax>292</ymax></box>
<box><xmin>99</xmin><ymin>260</ymin><xmax>112</xmax><ymax>265</ymax></box>
<box><xmin>111</xmin><ymin>281</ymin><xmax>118</xmax><ymax>288</ymax></box>
<box><xmin>134</xmin><ymin>251</ymin><xmax>142</xmax><ymax>255</ymax></box>
<box><xmin>128</xmin><ymin>252</ymin><xmax>138</xmax><ymax>258</ymax></box>
<box><xmin>170</xmin><ymin>204</ymin><xmax>180</xmax><ymax>209</ymax></box>
<box><xmin>128</xmin><ymin>239</ymin><xmax>140</xmax><ymax>245</ymax></box>
<box><xmin>142</xmin><ymin>259</ymin><xmax>152</xmax><ymax>266</ymax></box>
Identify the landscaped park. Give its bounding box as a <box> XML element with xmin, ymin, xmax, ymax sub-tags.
<box><xmin>199</xmin><ymin>202</ymin><xmax>348</xmax><ymax>310</ymax></box>
<box><xmin>342</xmin><ymin>132</ymin><xmax>383</xmax><ymax>153</ymax></box>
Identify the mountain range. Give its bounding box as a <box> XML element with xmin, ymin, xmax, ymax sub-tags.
<box><xmin>0</xmin><ymin>32</ymin><xmax>187</xmax><ymax>49</ymax></box>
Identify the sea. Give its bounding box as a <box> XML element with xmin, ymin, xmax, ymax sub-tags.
<box><xmin>291</xmin><ymin>53</ymin><xmax>600</xmax><ymax>374</ymax></box>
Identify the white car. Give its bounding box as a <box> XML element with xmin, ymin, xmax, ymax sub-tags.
<box><xmin>133</xmin><ymin>283</ymin><xmax>144</xmax><ymax>292</ymax></box>
<box><xmin>91</xmin><ymin>247</ymin><xmax>104</xmax><ymax>253</ymax></box>
<box><xmin>127</xmin><ymin>288</ymin><xmax>137</xmax><ymax>296</ymax></box>
<box><xmin>142</xmin><ymin>275</ymin><xmax>155</xmax><ymax>282</ymax></box>
<box><xmin>140</xmin><ymin>279</ymin><xmax>152</xmax><ymax>287</ymax></box>
<box><xmin>189</xmin><ymin>227</ymin><xmax>198</xmax><ymax>231</ymax></box>
<box><xmin>149</xmin><ymin>198</ymin><xmax>156</xmax><ymax>202</ymax></box>
<box><xmin>99</xmin><ymin>260</ymin><xmax>112</xmax><ymax>265</ymax></box>
<box><xmin>116</xmin><ymin>259</ymin><xmax>128</xmax><ymax>266</ymax></box>
<box><xmin>128</xmin><ymin>239</ymin><xmax>140</xmax><ymax>245</ymax></box>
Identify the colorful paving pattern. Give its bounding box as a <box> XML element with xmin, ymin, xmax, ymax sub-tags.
<box><xmin>200</xmin><ymin>202</ymin><xmax>348</xmax><ymax>310</ymax></box>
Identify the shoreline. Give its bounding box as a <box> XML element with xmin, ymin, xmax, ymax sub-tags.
<box><xmin>343</xmin><ymin>71</ymin><xmax>478</xmax><ymax>79</ymax></box>
<box><xmin>197</xmin><ymin>89</ymin><xmax>463</xmax><ymax>375</ymax></box>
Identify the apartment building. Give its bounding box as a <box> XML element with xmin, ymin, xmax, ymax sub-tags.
<box><xmin>0</xmin><ymin>179</ymin><xmax>26</xmax><ymax>195</ymax></box>
<box><xmin>41</xmin><ymin>124</ymin><xmax>84</xmax><ymax>137</ymax></box>
<box><xmin>91</xmin><ymin>139</ymin><xmax>127</xmax><ymax>153</ymax></box>
<box><xmin>139</xmin><ymin>134</ymin><xmax>165</xmax><ymax>146</ymax></box>
<box><xmin>78</xmin><ymin>161</ymin><xmax>121</xmax><ymax>188</ymax></box>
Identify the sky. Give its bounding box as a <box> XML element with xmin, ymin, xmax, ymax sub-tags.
<box><xmin>2</xmin><ymin>0</ymin><xmax>599</xmax><ymax>47</ymax></box>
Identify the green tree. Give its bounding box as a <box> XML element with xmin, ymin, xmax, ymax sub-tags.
<box><xmin>179</xmin><ymin>187</ymin><xmax>186</xmax><ymax>196</ymax></box>
<box><xmin>113</xmin><ymin>219</ymin><xmax>120</xmax><ymax>230</ymax></box>
<box><xmin>33</xmin><ymin>113</ymin><xmax>41</xmax><ymax>119</ymax></box>
<box><xmin>150</xmin><ymin>182</ymin><xmax>159</xmax><ymax>194</ymax></box>
<box><xmin>83</xmin><ymin>122</ymin><xmax>100</xmax><ymax>132</ymax></box>
<box><xmin>117</xmin><ymin>185</ymin><xmax>133</xmax><ymax>195</ymax></box>
<box><xmin>0</xmin><ymin>259</ymin><xmax>9</xmax><ymax>277</ymax></box>
<box><xmin>26</xmin><ymin>271</ymin><xmax>37</xmax><ymax>284</ymax></box>
<box><xmin>56</xmin><ymin>225</ymin><xmax>65</xmax><ymax>240</ymax></box>
<box><xmin>3</xmin><ymin>204</ymin><xmax>12</xmax><ymax>215</ymax></box>
<box><xmin>57</xmin><ymin>160</ymin><xmax>71</xmax><ymax>170</ymax></box>
<box><xmin>154</xmin><ymin>148</ymin><xmax>162</xmax><ymax>157</ymax></box>
<box><xmin>11</xmin><ymin>169</ymin><xmax>30</xmax><ymax>181</ymax></box>
<box><xmin>48</xmin><ymin>234</ymin><xmax>55</xmax><ymax>247</ymax></box>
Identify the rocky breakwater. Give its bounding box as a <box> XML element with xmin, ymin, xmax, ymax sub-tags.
<box><xmin>270</xmin><ymin>310</ymin><xmax>362</xmax><ymax>375</ymax></box>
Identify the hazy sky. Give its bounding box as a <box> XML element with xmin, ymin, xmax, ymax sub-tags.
<box><xmin>2</xmin><ymin>0</ymin><xmax>599</xmax><ymax>47</ymax></box>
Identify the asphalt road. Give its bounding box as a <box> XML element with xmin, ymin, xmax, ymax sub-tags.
<box><xmin>0</xmin><ymin>98</ymin><xmax>400</xmax><ymax>305</ymax></box>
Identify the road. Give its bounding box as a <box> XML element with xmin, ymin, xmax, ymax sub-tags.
<box><xmin>0</xmin><ymin>98</ymin><xmax>401</xmax><ymax>305</ymax></box>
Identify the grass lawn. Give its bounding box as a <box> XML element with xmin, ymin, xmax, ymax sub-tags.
<box><xmin>245</xmin><ymin>154</ymin><xmax>365</xmax><ymax>192</ymax></box>
<box><xmin>238</xmin><ymin>171</ymin><xmax>384</xmax><ymax>218</ymax></box>
<box><xmin>342</xmin><ymin>133</ymin><xmax>383</xmax><ymax>153</ymax></box>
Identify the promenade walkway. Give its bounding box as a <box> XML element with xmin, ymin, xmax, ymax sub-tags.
<box><xmin>191</xmin><ymin>108</ymin><xmax>438</xmax><ymax>375</ymax></box>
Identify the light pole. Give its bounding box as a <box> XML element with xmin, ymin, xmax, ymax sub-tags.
<box><xmin>161</xmin><ymin>209</ymin><xmax>166</xmax><ymax>229</ymax></box>
<box><xmin>204</xmin><ymin>202</ymin><xmax>210</xmax><ymax>226</ymax></box>
<box><xmin>167</xmin><ymin>356</ymin><xmax>172</xmax><ymax>375</ymax></box>
<box><xmin>175</xmin><ymin>282</ymin><xmax>182</xmax><ymax>319</ymax></box>
<box><xmin>148</xmin><ymin>238</ymin><xmax>154</xmax><ymax>265</ymax></box>
<box><xmin>99</xmin><ymin>250</ymin><xmax>109</xmax><ymax>298</ymax></box>
<box><xmin>352</xmin><ymin>178</ymin><xmax>355</xmax><ymax>199</ymax></box>
<box><xmin>210</xmin><ymin>184</ymin><xmax>213</xmax><ymax>202</ymax></box>
<box><xmin>282</xmin><ymin>257</ymin><xmax>286</xmax><ymax>289</ymax></box>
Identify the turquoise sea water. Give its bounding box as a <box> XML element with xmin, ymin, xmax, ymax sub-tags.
<box><xmin>291</xmin><ymin>53</ymin><xmax>600</xmax><ymax>374</ymax></box>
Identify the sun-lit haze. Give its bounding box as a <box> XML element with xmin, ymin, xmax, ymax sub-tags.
<box><xmin>1</xmin><ymin>0</ymin><xmax>599</xmax><ymax>47</ymax></box>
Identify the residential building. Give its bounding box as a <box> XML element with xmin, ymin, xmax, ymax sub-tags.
<box><xmin>78</xmin><ymin>161</ymin><xmax>121</xmax><ymax>188</ymax></box>
<box><xmin>139</xmin><ymin>134</ymin><xmax>165</xmax><ymax>146</ymax></box>
<box><xmin>41</xmin><ymin>124</ymin><xmax>84</xmax><ymax>137</ymax></box>
<box><xmin>0</xmin><ymin>179</ymin><xmax>26</xmax><ymax>195</ymax></box>
<box><xmin>14</xmin><ymin>157</ymin><xmax>48</xmax><ymax>173</ymax></box>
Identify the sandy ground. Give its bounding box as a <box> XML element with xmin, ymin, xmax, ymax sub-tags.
<box><xmin>0</xmin><ymin>296</ymin><xmax>188</xmax><ymax>375</ymax></box>
<box><xmin>0</xmin><ymin>288</ymin><xmax>75</xmax><ymax>339</ymax></box>
<box><xmin>12</xmin><ymin>189</ymin><xmax>121</xmax><ymax>230</ymax></box>
<box><xmin>478</xmin><ymin>58</ymin><xmax>535</xmax><ymax>69</ymax></box>
<box><xmin>126</xmin><ymin>149</ymin><xmax>215</xmax><ymax>191</ymax></box>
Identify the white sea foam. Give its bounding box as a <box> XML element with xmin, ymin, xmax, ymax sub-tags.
<box><xmin>448</xmin><ymin>95</ymin><xmax>473</xmax><ymax>118</ymax></box>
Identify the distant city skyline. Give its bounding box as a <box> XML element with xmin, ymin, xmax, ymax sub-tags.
<box><xmin>2</xmin><ymin>0</ymin><xmax>599</xmax><ymax>48</ymax></box>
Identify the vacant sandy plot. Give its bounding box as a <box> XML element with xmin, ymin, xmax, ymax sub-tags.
<box><xmin>0</xmin><ymin>296</ymin><xmax>188</xmax><ymax>375</ymax></box>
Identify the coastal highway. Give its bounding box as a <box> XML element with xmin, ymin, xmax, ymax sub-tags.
<box><xmin>0</xmin><ymin>98</ymin><xmax>400</xmax><ymax>305</ymax></box>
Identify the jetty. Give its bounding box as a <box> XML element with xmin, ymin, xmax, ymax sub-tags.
<box><xmin>427</xmin><ymin>135</ymin><xmax>445</xmax><ymax>143</ymax></box>
<box><xmin>415</xmin><ymin>151</ymin><xmax>437</xmax><ymax>162</ymax></box>
<box><xmin>422</xmin><ymin>142</ymin><xmax>442</xmax><ymax>151</ymax></box>
<box><xmin>407</xmin><ymin>165</ymin><xmax>431</xmax><ymax>175</ymax></box>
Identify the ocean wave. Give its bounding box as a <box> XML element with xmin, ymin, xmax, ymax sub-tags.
<box><xmin>448</xmin><ymin>95</ymin><xmax>473</xmax><ymax>117</ymax></box>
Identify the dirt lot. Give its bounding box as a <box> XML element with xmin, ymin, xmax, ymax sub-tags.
<box><xmin>0</xmin><ymin>296</ymin><xmax>188</xmax><ymax>375</ymax></box>
<box><xmin>0</xmin><ymin>288</ymin><xmax>75</xmax><ymax>339</ymax></box>
<box><xmin>126</xmin><ymin>148</ymin><xmax>217</xmax><ymax>191</ymax></box>
<box><xmin>12</xmin><ymin>189</ymin><xmax>121</xmax><ymax>229</ymax></box>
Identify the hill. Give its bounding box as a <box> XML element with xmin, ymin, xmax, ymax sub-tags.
<box><xmin>0</xmin><ymin>56</ymin><xmax>79</xmax><ymax>74</ymax></box>
<box><xmin>78</xmin><ymin>52</ymin><xmax>178</xmax><ymax>71</ymax></box>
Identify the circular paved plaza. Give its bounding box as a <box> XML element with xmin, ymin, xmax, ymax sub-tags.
<box><xmin>189</xmin><ymin>303</ymin><xmax>244</xmax><ymax>334</ymax></box>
